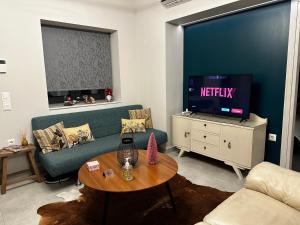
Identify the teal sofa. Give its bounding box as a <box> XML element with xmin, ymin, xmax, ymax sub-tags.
<box><xmin>31</xmin><ymin>105</ymin><xmax>168</xmax><ymax>177</ymax></box>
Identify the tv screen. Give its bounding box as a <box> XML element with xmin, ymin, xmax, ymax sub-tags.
<box><xmin>188</xmin><ymin>75</ymin><xmax>252</xmax><ymax>119</ymax></box>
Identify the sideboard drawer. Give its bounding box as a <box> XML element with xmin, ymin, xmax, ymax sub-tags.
<box><xmin>191</xmin><ymin>140</ymin><xmax>220</xmax><ymax>158</ymax></box>
<box><xmin>191</xmin><ymin>130</ymin><xmax>220</xmax><ymax>146</ymax></box>
<box><xmin>192</xmin><ymin>121</ymin><xmax>221</xmax><ymax>134</ymax></box>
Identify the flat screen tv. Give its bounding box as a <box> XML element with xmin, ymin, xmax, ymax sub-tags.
<box><xmin>188</xmin><ymin>75</ymin><xmax>252</xmax><ymax>119</ymax></box>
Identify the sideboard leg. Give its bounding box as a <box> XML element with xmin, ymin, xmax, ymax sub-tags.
<box><xmin>178</xmin><ymin>149</ymin><xmax>185</xmax><ymax>158</ymax></box>
<box><xmin>232</xmin><ymin>166</ymin><xmax>244</xmax><ymax>180</ymax></box>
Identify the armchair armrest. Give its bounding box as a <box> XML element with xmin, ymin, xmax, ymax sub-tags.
<box><xmin>245</xmin><ymin>162</ymin><xmax>300</xmax><ymax>211</ymax></box>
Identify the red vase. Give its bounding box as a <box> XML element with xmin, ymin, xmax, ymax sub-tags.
<box><xmin>147</xmin><ymin>132</ymin><xmax>158</xmax><ymax>165</ymax></box>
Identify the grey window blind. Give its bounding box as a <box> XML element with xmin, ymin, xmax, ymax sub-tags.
<box><xmin>41</xmin><ymin>25</ymin><xmax>112</xmax><ymax>92</ymax></box>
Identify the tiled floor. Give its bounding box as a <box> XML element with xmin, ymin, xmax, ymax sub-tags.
<box><xmin>169</xmin><ymin>150</ymin><xmax>244</xmax><ymax>192</ymax></box>
<box><xmin>0</xmin><ymin>211</ymin><xmax>5</xmax><ymax>225</ymax></box>
<box><xmin>0</xmin><ymin>149</ymin><xmax>244</xmax><ymax>225</ymax></box>
<box><xmin>0</xmin><ymin>179</ymin><xmax>80</xmax><ymax>225</ymax></box>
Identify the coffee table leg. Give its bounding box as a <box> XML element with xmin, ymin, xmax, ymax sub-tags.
<box><xmin>102</xmin><ymin>192</ymin><xmax>109</xmax><ymax>225</ymax></box>
<box><xmin>165</xmin><ymin>182</ymin><xmax>176</xmax><ymax>213</ymax></box>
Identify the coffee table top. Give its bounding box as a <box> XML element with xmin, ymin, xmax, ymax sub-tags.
<box><xmin>78</xmin><ymin>150</ymin><xmax>178</xmax><ymax>193</ymax></box>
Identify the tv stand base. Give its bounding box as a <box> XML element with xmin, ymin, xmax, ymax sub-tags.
<box><xmin>177</xmin><ymin>148</ymin><xmax>245</xmax><ymax>180</ymax></box>
<box><xmin>172</xmin><ymin>113</ymin><xmax>267</xmax><ymax>181</ymax></box>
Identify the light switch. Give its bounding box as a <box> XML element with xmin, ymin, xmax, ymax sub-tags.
<box><xmin>0</xmin><ymin>59</ymin><xmax>7</xmax><ymax>74</ymax></box>
<box><xmin>1</xmin><ymin>92</ymin><xmax>12</xmax><ymax>111</ymax></box>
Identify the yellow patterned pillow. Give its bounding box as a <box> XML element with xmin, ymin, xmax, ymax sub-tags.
<box><xmin>33</xmin><ymin>122</ymin><xmax>68</xmax><ymax>154</ymax></box>
<box><xmin>129</xmin><ymin>108</ymin><xmax>153</xmax><ymax>128</ymax></box>
<box><xmin>62</xmin><ymin>124</ymin><xmax>95</xmax><ymax>148</ymax></box>
<box><xmin>121</xmin><ymin>119</ymin><xmax>146</xmax><ymax>134</ymax></box>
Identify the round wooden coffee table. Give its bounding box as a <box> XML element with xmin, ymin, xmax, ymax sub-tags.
<box><xmin>78</xmin><ymin>150</ymin><xmax>178</xmax><ymax>225</ymax></box>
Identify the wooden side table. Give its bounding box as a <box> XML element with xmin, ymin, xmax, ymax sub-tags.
<box><xmin>0</xmin><ymin>144</ymin><xmax>42</xmax><ymax>194</ymax></box>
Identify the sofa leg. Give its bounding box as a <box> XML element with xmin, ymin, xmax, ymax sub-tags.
<box><xmin>76</xmin><ymin>178</ymin><xmax>82</xmax><ymax>186</ymax></box>
<box><xmin>158</xmin><ymin>144</ymin><xmax>167</xmax><ymax>152</ymax></box>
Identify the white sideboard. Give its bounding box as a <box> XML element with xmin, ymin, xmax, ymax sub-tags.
<box><xmin>172</xmin><ymin>113</ymin><xmax>267</xmax><ymax>179</ymax></box>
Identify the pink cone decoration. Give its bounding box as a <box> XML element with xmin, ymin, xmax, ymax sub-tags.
<box><xmin>147</xmin><ymin>132</ymin><xmax>158</xmax><ymax>165</ymax></box>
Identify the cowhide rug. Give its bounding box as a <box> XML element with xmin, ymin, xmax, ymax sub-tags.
<box><xmin>38</xmin><ymin>174</ymin><xmax>232</xmax><ymax>225</ymax></box>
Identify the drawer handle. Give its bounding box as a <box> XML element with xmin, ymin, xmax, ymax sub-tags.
<box><xmin>203</xmin><ymin>135</ymin><xmax>207</xmax><ymax>138</ymax></box>
<box><xmin>228</xmin><ymin>142</ymin><xmax>231</xmax><ymax>149</ymax></box>
<box><xmin>204</xmin><ymin>124</ymin><xmax>207</xmax><ymax>127</ymax></box>
<box><xmin>224</xmin><ymin>140</ymin><xmax>226</xmax><ymax>143</ymax></box>
<box><xmin>204</xmin><ymin>146</ymin><xmax>206</xmax><ymax>150</ymax></box>
<box><xmin>184</xmin><ymin>132</ymin><xmax>190</xmax><ymax>138</ymax></box>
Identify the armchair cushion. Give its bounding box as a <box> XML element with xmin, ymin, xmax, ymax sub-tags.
<box><xmin>245</xmin><ymin>162</ymin><xmax>300</xmax><ymax>211</ymax></box>
<box><xmin>203</xmin><ymin>188</ymin><xmax>300</xmax><ymax>225</ymax></box>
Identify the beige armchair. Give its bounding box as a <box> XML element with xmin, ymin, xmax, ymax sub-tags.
<box><xmin>196</xmin><ymin>162</ymin><xmax>300</xmax><ymax>225</ymax></box>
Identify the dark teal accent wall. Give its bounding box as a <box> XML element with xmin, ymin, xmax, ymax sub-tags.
<box><xmin>184</xmin><ymin>1</ymin><xmax>291</xmax><ymax>164</ymax></box>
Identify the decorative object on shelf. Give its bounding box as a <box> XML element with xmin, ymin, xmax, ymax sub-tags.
<box><xmin>117</xmin><ymin>132</ymin><xmax>138</xmax><ymax>167</ymax></box>
<box><xmin>83</xmin><ymin>96</ymin><xmax>96</xmax><ymax>104</ymax></box>
<box><xmin>21</xmin><ymin>135</ymin><xmax>29</xmax><ymax>146</ymax></box>
<box><xmin>64</xmin><ymin>96</ymin><xmax>74</xmax><ymax>106</ymax></box>
<box><xmin>64</xmin><ymin>101</ymin><xmax>74</xmax><ymax>106</ymax></box>
<box><xmin>181</xmin><ymin>108</ymin><xmax>192</xmax><ymax>117</ymax></box>
<box><xmin>83</xmin><ymin>95</ymin><xmax>88</xmax><ymax>102</ymax></box>
<box><xmin>105</xmin><ymin>88</ymin><xmax>113</xmax><ymax>102</ymax></box>
<box><xmin>147</xmin><ymin>132</ymin><xmax>159</xmax><ymax>165</ymax></box>
<box><xmin>20</xmin><ymin>130</ymin><xmax>29</xmax><ymax>146</ymax></box>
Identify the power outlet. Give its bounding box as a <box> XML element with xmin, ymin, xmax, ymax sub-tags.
<box><xmin>268</xmin><ymin>133</ymin><xmax>277</xmax><ymax>142</ymax></box>
<box><xmin>7</xmin><ymin>138</ymin><xmax>15</xmax><ymax>146</ymax></box>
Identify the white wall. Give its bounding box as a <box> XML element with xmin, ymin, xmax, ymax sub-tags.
<box><xmin>0</xmin><ymin>0</ymin><xmax>137</xmax><ymax>173</ymax></box>
<box><xmin>166</xmin><ymin>24</ymin><xmax>184</xmax><ymax>146</ymax></box>
<box><xmin>0</xmin><ymin>0</ymin><xmax>240</xmax><ymax>173</ymax></box>
<box><xmin>135</xmin><ymin>0</ymin><xmax>239</xmax><ymax>147</ymax></box>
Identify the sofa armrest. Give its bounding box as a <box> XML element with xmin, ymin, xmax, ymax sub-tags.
<box><xmin>245</xmin><ymin>162</ymin><xmax>300</xmax><ymax>211</ymax></box>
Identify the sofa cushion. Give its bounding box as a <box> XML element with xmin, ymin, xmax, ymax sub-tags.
<box><xmin>245</xmin><ymin>162</ymin><xmax>300</xmax><ymax>211</ymax></box>
<box><xmin>39</xmin><ymin>128</ymin><xmax>167</xmax><ymax>177</ymax></box>
<box><xmin>203</xmin><ymin>188</ymin><xmax>300</xmax><ymax>225</ymax></box>
<box><xmin>121</xmin><ymin>118</ymin><xmax>146</xmax><ymax>134</ymax></box>
<box><xmin>33</xmin><ymin>122</ymin><xmax>68</xmax><ymax>154</ymax></box>
<box><xmin>129</xmin><ymin>108</ymin><xmax>153</xmax><ymax>128</ymax></box>
<box><xmin>62</xmin><ymin>123</ymin><xmax>95</xmax><ymax>148</ymax></box>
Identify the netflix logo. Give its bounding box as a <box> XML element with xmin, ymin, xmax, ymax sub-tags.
<box><xmin>200</xmin><ymin>87</ymin><xmax>237</xmax><ymax>99</ymax></box>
